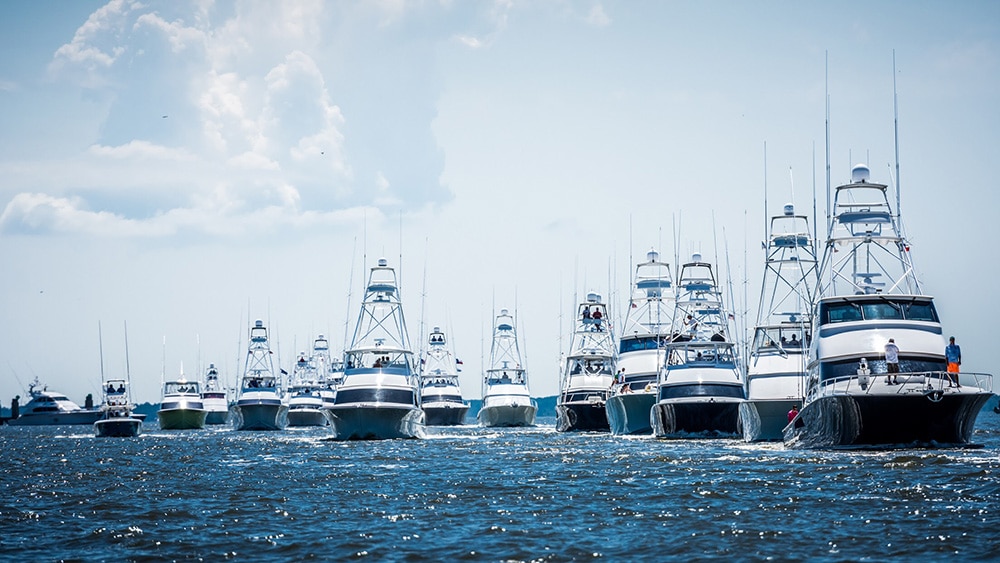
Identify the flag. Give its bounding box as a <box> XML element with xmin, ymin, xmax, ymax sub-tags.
<box><xmin>631</xmin><ymin>302</ymin><xmax>637</xmax><ymax>308</ymax></box>
<box><xmin>456</xmin><ymin>358</ymin><xmax>463</xmax><ymax>364</ymax></box>
<box><xmin>280</xmin><ymin>368</ymin><xmax>288</xmax><ymax>375</ymax></box>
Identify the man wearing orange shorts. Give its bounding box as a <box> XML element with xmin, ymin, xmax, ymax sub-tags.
<box><xmin>945</xmin><ymin>336</ymin><xmax>962</xmax><ymax>388</ymax></box>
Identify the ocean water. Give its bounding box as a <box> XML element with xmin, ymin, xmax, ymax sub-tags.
<box><xmin>2</xmin><ymin>411</ymin><xmax>999</xmax><ymax>561</ymax></box>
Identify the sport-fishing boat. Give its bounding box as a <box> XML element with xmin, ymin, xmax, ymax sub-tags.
<box><xmin>785</xmin><ymin>164</ymin><xmax>993</xmax><ymax>448</ymax></box>
<box><xmin>419</xmin><ymin>326</ymin><xmax>469</xmax><ymax>426</ymax></box>
<box><xmin>329</xmin><ymin>258</ymin><xmax>423</xmax><ymax>440</ymax></box>
<box><xmin>652</xmin><ymin>254</ymin><xmax>745</xmax><ymax>437</ymax></box>
<box><xmin>94</xmin><ymin>378</ymin><xmax>142</xmax><ymax>438</ymax></box>
<box><xmin>286</xmin><ymin>351</ymin><xmax>331</xmax><ymax>427</ymax></box>
<box><xmin>479</xmin><ymin>308</ymin><xmax>537</xmax><ymax>427</ymax></box>
<box><xmin>200</xmin><ymin>363</ymin><xmax>229</xmax><ymax>425</ymax></box>
<box><xmin>740</xmin><ymin>204</ymin><xmax>817</xmax><ymax>441</ymax></box>
<box><xmin>606</xmin><ymin>249</ymin><xmax>674</xmax><ymax>435</ymax></box>
<box><xmin>6</xmin><ymin>377</ymin><xmax>103</xmax><ymax>426</ymax></box>
<box><xmin>157</xmin><ymin>368</ymin><xmax>207</xmax><ymax>430</ymax></box>
<box><xmin>310</xmin><ymin>334</ymin><xmax>339</xmax><ymax>412</ymax></box>
<box><xmin>232</xmin><ymin>319</ymin><xmax>288</xmax><ymax>431</ymax></box>
<box><xmin>556</xmin><ymin>292</ymin><xmax>615</xmax><ymax>432</ymax></box>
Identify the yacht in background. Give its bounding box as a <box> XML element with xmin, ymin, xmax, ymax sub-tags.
<box><xmin>157</xmin><ymin>368</ymin><xmax>207</xmax><ymax>430</ymax></box>
<box><xmin>786</xmin><ymin>165</ymin><xmax>993</xmax><ymax>448</ymax></box>
<box><xmin>310</xmin><ymin>334</ymin><xmax>339</xmax><ymax>413</ymax></box>
<box><xmin>94</xmin><ymin>378</ymin><xmax>142</xmax><ymax>438</ymax></box>
<box><xmin>556</xmin><ymin>292</ymin><xmax>615</xmax><ymax>432</ymax></box>
<box><xmin>740</xmin><ymin>204</ymin><xmax>817</xmax><ymax>441</ymax></box>
<box><xmin>420</xmin><ymin>326</ymin><xmax>469</xmax><ymax>425</ymax></box>
<box><xmin>286</xmin><ymin>351</ymin><xmax>331</xmax><ymax>427</ymax></box>
<box><xmin>479</xmin><ymin>308</ymin><xmax>536</xmax><ymax>427</ymax></box>
<box><xmin>329</xmin><ymin>258</ymin><xmax>423</xmax><ymax>439</ymax></box>
<box><xmin>6</xmin><ymin>377</ymin><xmax>103</xmax><ymax>426</ymax></box>
<box><xmin>606</xmin><ymin>249</ymin><xmax>675</xmax><ymax>435</ymax></box>
<box><xmin>652</xmin><ymin>255</ymin><xmax>745</xmax><ymax>437</ymax></box>
<box><xmin>200</xmin><ymin>363</ymin><xmax>229</xmax><ymax>425</ymax></box>
<box><xmin>232</xmin><ymin>319</ymin><xmax>288</xmax><ymax>431</ymax></box>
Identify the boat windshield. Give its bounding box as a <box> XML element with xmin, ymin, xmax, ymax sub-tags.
<box><xmin>619</xmin><ymin>335</ymin><xmax>666</xmax><ymax>354</ymax></box>
<box><xmin>819</xmin><ymin>298</ymin><xmax>939</xmax><ymax>325</ymax></box>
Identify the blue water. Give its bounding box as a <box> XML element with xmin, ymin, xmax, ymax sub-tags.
<box><xmin>2</xmin><ymin>411</ymin><xmax>999</xmax><ymax>561</ymax></box>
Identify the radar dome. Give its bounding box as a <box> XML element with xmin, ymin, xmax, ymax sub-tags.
<box><xmin>783</xmin><ymin>203</ymin><xmax>795</xmax><ymax>216</ymax></box>
<box><xmin>647</xmin><ymin>248</ymin><xmax>659</xmax><ymax>263</ymax></box>
<box><xmin>851</xmin><ymin>164</ymin><xmax>870</xmax><ymax>183</ymax></box>
<box><xmin>586</xmin><ymin>291</ymin><xmax>602</xmax><ymax>304</ymax></box>
<box><xmin>692</xmin><ymin>252</ymin><xmax>702</xmax><ymax>262</ymax></box>
<box><xmin>377</xmin><ymin>257</ymin><xmax>388</xmax><ymax>267</ymax></box>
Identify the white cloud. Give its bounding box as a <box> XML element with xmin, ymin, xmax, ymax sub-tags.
<box><xmin>134</xmin><ymin>12</ymin><xmax>206</xmax><ymax>53</ymax></box>
<box><xmin>585</xmin><ymin>4</ymin><xmax>611</xmax><ymax>27</ymax></box>
<box><xmin>88</xmin><ymin>140</ymin><xmax>196</xmax><ymax>161</ymax></box>
<box><xmin>50</xmin><ymin>0</ymin><xmax>141</xmax><ymax>74</ymax></box>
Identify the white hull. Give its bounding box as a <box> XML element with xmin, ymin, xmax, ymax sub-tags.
<box><xmin>233</xmin><ymin>402</ymin><xmax>288</xmax><ymax>431</ymax></box>
<box><xmin>8</xmin><ymin>410</ymin><xmax>104</xmax><ymax>426</ymax></box>
<box><xmin>328</xmin><ymin>404</ymin><xmax>423</xmax><ymax>440</ymax></box>
<box><xmin>478</xmin><ymin>403</ymin><xmax>537</xmax><ymax>427</ymax></box>
<box><xmin>605</xmin><ymin>391</ymin><xmax>655</xmax><ymax>435</ymax></box>
<box><xmin>157</xmin><ymin>407</ymin><xmax>207</xmax><ymax>430</ymax></box>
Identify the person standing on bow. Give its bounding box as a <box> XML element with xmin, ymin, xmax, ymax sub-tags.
<box><xmin>945</xmin><ymin>336</ymin><xmax>962</xmax><ymax>388</ymax></box>
<box><xmin>884</xmin><ymin>338</ymin><xmax>900</xmax><ymax>385</ymax></box>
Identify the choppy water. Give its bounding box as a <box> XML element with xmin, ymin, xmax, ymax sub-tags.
<box><xmin>2</xmin><ymin>411</ymin><xmax>999</xmax><ymax>561</ymax></box>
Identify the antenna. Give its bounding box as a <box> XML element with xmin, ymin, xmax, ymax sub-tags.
<box><xmin>418</xmin><ymin>238</ymin><xmax>429</xmax><ymax>369</ymax></box>
<box><xmin>98</xmin><ymin>321</ymin><xmax>106</xmax><ymax>383</ymax></box>
<box><xmin>812</xmin><ymin>141</ymin><xmax>818</xmax><ymax>253</ymax></box>
<box><xmin>824</xmin><ymin>51</ymin><xmax>832</xmax><ymax>235</ymax></box>
<box><xmin>763</xmin><ymin>141</ymin><xmax>768</xmax><ymax>244</ymax></box>
<box><xmin>343</xmin><ymin>237</ymin><xmax>357</xmax><ymax>352</ymax></box>
<box><xmin>892</xmin><ymin>49</ymin><xmax>901</xmax><ymax>219</ymax></box>
<box><xmin>124</xmin><ymin>321</ymin><xmax>132</xmax><ymax>390</ymax></box>
<box><xmin>161</xmin><ymin>335</ymin><xmax>166</xmax><ymax>387</ymax></box>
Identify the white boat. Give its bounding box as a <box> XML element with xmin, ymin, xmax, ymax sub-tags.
<box><xmin>157</xmin><ymin>370</ymin><xmax>207</xmax><ymax>430</ymax></box>
<box><xmin>556</xmin><ymin>292</ymin><xmax>615</xmax><ymax>432</ymax></box>
<box><xmin>200</xmin><ymin>363</ymin><xmax>229</xmax><ymax>425</ymax></box>
<box><xmin>310</xmin><ymin>334</ymin><xmax>339</xmax><ymax>412</ymax></box>
<box><xmin>605</xmin><ymin>249</ymin><xmax>674</xmax><ymax>435</ymax></box>
<box><xmin>232</xmin><ymin>319</ymin><xmax>288</xmax><ymax>431</ymax></box>
<box><xmin>94</xmin><ymin>378</ymin><xmax>142</xmax><ymax>438</ymax></box>
<box><xmin>419</xmin><ymin>326</ymin><xmax>469</xmax><ymax>426</ymax></box>
<box><xmin>479</xmin><ymin>308</ymin><xmax>536</xmax><ymax>427</ymax></box>
<box><xmin>286</xmin><ymin>351</ymin><xmax>331</xmax><ymax>427</ymax></box>
<box><xmin>652</xmin><ymin>255</ymin><xmax>745</xmax><ymax>437</ymax></box>
<box><xmin>329</xmin><ymin>258</ymin><xmax>423</xmax><ymax>440</ymax></box>
<box><xmin>785</xmin><ymin>164</ymin><xmax>993</xmax><ymax>448</ymax></box>
<box><xmin>6</xmin><ymin>377</ymin><xmax>103</xmax><ymax>426</ymax></box>
<box><xmin>739</xmin><ymin>204</ymin><xmax>817</xmax><ymax>441</ymax></box>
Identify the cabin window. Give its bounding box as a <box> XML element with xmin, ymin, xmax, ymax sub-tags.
<box><xmin>822</xmin><ymin>302</ymin><xmax>863</xmax><ymax>324</ymax></box>
<box><xmin>901</xmin><ymin>301</ymin><xmax>938</xmax><ymax>322</ymax></box>
<box><xmin>861</xmin><ymin>301</ymin><xmax>903</xmax><ymax>321</ymax></box>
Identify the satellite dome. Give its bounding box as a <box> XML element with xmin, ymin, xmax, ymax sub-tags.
<box><xmin>647</xmin><ymin>248</ymin><xmax>659</xmax><ymax>262</ymax></box>
<box><xmin>586</xmin><ymin>291</ymin><xmax>602</xmax><ymax>304</ymax></box>
<box><xmin>692</xmin><ymin>252</ymin><xmax>702</xmax><ymax>262</ymax></box>
<box><xmin>851</xmin><ymin>164</ymin><xmax>870</xmax><ymax>183</ymax></box>
<box><xmin>377</xmin><ymin>257</ymin><xmax>388</xmax><ymax>267</ymax></box>
<box><xmin>783</xmin><ymin>203</ymin><xmax>795</xmax><ymax>216</ymax></box>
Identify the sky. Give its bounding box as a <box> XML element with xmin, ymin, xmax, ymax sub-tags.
<box><xmin>2</xmin><ymin>0</ymin><xmax>998</xmax><ymax>404</ymax></box>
